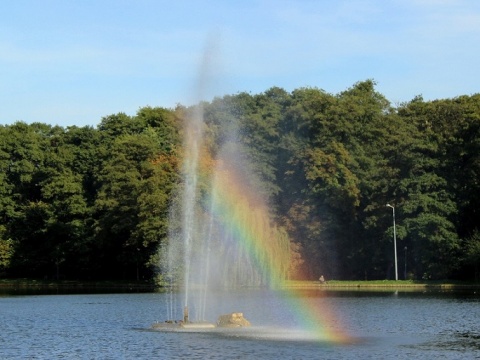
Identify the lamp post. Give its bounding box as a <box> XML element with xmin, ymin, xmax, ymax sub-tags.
<box><xmin>386</xmin><ymin>204</ymin><xmax>398</xmax><ymax>281</ymax></box>
<box><xmin>404</xmin><ymin>246</ymin><xmax>407</xmax><ymax>280</ymax></box>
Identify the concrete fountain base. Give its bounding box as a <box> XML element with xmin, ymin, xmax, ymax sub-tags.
<box><xmin>152</xmin><ymin>312</ymin><xmax>250</xmax><ymax>331</ymax></box>
<box><xmin>151</xmin><ymin>321</ymin><xmax>216</xmax><ymax>330</ymax></box>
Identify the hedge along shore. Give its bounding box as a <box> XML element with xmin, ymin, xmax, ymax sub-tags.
<box><xmin>0</xmin><ymin>279</ymin><xmax>155</xmax><ymax>291</ymax></box>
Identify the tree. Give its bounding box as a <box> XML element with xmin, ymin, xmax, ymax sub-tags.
<box><xmin>464</xmin><ymin>230</ymin><xmax>480</xmax><ymax>281</ymax></box>
<box><xmin>93</xmin><ymin>108</ymin><xmax>180</xmax><ymax>279</ymax></box>
<box><xmin>394</xmin><ymin>97</ymin><xmax>462</xmax><ymax>279</ymax></box>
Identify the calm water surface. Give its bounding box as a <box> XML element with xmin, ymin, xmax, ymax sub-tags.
<box><xmin>0</xmin><ymin>289</ymin><xmax>479</xmax><ymax>359</ymax></box>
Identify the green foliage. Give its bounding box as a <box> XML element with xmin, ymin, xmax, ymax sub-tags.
<box><xmin>0</xmin><ymin>225</ymin><xmax>13</xmax><ymax>271</ymax></box>
<box><xmin>0</xmin><ymin>85</ymin><xmax>479</xmax><ymax>282</ymax></box>
<box><xmin>463</xmin><ymin>230</ymin><xmax>480</xmax><ymax>280</ymax></box>
<box><xmin>0</xmin><ymin>107</ymin><xmax>180</xmax><ymax>280</ymax></box>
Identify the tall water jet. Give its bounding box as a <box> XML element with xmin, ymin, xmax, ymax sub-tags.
<box><xmin>161</xmin><ymin>37</ymin><xmax>292</xmax><ymax>325</ymax></box>
<box><xmin>181</xmin><ymin>104</ymin><xmax>203</xmax><ymax>311</ymax></box>
<box><xmin>163</xmin><ymin>102</ymin><xmax>292</xmax><ymax>323</ymax></box>
<box><xmin>155</xmin><ymin>66</ymin><xmax>350</xmax><ymax>345</ymax></box>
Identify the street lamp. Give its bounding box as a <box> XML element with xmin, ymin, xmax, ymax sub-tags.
<box><xmin>404</xmin><ymin>246</ymin><xmax>408</xmax><ymax>280</ymax></box>
<box><xmin>386</xmin><ymin>204</ymin><xmax>398</xmax><ymax>281</ymax></box>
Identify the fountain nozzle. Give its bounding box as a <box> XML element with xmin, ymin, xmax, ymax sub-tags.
<box><xmin>183</xmin><ymin>306</ymin><xmax>189</xmax><ymax>323</ymax></box>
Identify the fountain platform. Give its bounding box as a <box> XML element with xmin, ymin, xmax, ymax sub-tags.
<box><xmin>152</xmin><ymin>311</ymin><xmax>250</xmax><ymax>331</ymax></box>
<box><xmin>152</xmin><ymin>321</ymin><xmax>216</xmax><ymax>331</ymax></box>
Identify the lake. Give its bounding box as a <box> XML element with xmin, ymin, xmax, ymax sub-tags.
<box><xmin>0</xmin><ymin>288</ymin><xmax>479</xmax><ymax>359</ymax></box>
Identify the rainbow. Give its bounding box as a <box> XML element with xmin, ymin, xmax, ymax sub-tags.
<box><xmin>205</xmin><ymin>162</ymin><xmax>351</xmax><ymax>344</ymax></box>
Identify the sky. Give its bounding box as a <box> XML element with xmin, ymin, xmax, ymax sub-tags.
<box><xmin>1</xmin><ymin>0</ymin><xmax>479</xmax><ymax>127</ymax></box>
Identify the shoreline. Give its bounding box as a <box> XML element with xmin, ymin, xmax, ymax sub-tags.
<box><xmin>281</xmin><ymin>280</ymin><xmax>480</xmax><ymax>291</ymax></box>
<box><xmin>1</xmin><ymin>279</ymin><xmax>479</xmax><ymax>292</ymax></box>
<box><xmin>0</xmin><ymin>279</ymin><xmax>156</xmax><ymax>292</ymax></box>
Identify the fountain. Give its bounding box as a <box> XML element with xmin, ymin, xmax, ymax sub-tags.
<box><xmin>152</xmin><ymin>45</ymin><xmax>348</xmax><ymax>343</ymax></box>
<box><xmin>153</xmin><ymin>96</ymin><xmax>291</xmax><ymax>330</ymax></box>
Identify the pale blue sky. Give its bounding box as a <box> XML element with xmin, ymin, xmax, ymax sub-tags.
<box><xmin>1</xmin><ymin>0</ymin><xmax>479</xmax><ymax>127</ymax></box>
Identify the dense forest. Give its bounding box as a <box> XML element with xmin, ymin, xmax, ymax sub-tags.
<box><xmin>1</xmin><ymin>80</ymin><xmax>479</xmax><ymax>281</ymax></box>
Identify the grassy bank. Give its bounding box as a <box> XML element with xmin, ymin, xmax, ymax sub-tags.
<box><xmin>2</xmin><ymin>278</ymin><xmax>479</xmax><ymax>292</ymax></box>
<box><xmin>283</xmin><ymin>279</ymin><xmax>480</xmax><ymax>290</ymax></box>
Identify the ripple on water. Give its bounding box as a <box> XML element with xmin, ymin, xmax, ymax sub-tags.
<box><xmin>0</xmin><ymin>291</ymin><xmax>479</xmax><ymax>359</ymax></box>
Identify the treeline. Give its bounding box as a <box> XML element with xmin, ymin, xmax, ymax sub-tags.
<box><xmin>0</xmin><ymin>107</ymin><xmax>180</xmax><ymax>280</ymax></box>
<box><xmin>1</xmin><ymin>80</ymin><xmax>479</xmax><ymax>281</ymax></box>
